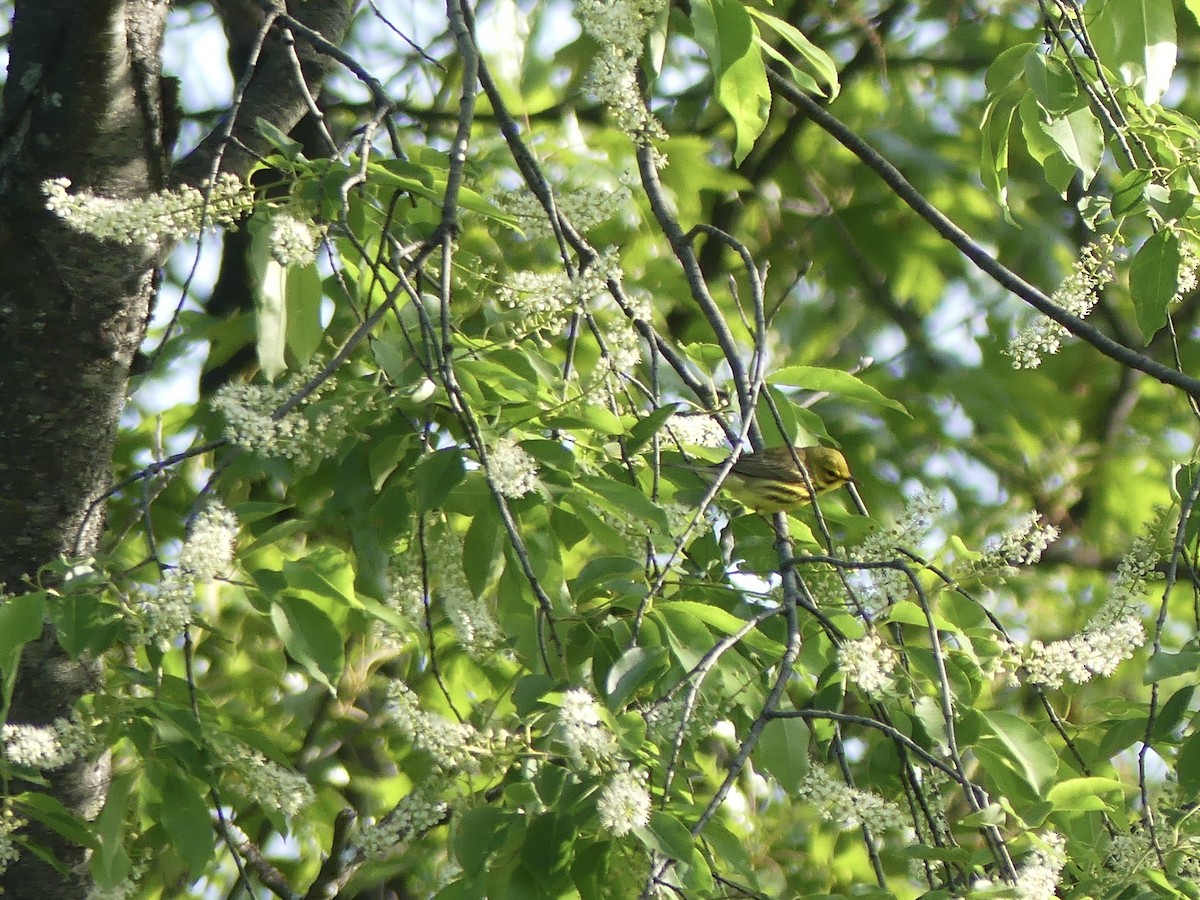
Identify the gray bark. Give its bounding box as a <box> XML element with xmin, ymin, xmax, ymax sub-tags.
<box><xmin>0</xmin><ymin>1</ymin><xmax>353</xmax><ymax>895</ymax></box>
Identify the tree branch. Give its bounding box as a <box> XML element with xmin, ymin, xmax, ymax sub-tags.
<box><xmin>770</xmin><ymin>74</ymin><xmax>1200</xmax><ymax>401</ymax></box>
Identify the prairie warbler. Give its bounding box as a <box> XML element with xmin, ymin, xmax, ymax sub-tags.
<box><xmin>698</xmin><ymin>445</ymin><xmax>854</xmax><ymax>513</ymax></box>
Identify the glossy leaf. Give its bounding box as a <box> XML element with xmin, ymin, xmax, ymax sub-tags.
<box><xmin>1130</xmin><ymin>229</ymin><xmax>1180</xmax><ymax>342</ymax></box>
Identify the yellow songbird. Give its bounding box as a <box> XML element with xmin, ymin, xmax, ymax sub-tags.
<box><xmin>701</xmin><ymin>445</ymin><xmax>854</xmax><ymax>513</ymax></box>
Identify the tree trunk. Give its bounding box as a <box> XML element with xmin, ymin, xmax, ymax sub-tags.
<box><xmin>0</xmin><ymin>1</ymin><xmax>353</xmax><ymax>895</ymax></box>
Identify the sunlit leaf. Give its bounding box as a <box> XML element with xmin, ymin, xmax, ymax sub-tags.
<box><xmin>1130</xmin><ymin>229</ymin><xmax>1180</xmax><ymax>342</ymax></box>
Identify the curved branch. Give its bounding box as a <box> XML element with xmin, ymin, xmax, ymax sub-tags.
<box><xmin>172</xmin><ymin>0</ymin><xmax>356</xmax><ymax>186</ymax></box>
<box><xmin>770</xmin><ymin>74</ymin><xmax>1200</xmax><ymax>401</ymax></box>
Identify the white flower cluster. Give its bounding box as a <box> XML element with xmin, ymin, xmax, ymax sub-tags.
<box><xmin>385</xmin><ymin>682</ymin><xmax>488</xmax><ymax>773</ymax></box>
<box><xmin>665</xmin><ymin>414</ymin><xmax>726</xmax><ymax>448</ymax></box>
<box><xmin>1007</xmin><ymin>239</ymin><xmax>1116</xmax><ymax>369</ymax></box>
<box><xmin>1022</xmin><ymin>535</ymin><xmax>1155</xmax><ymax>688</ymax></box>
<box><xmin>1176</xmin><ymin>240</ymin><xmax>1199</xmax><ymax>302</ymax></box>
<box><xmin>660</xmin><ymin>501</ymin><xmax>702</xmax><ymax>541</ymax></box>
<box><xmin>216</xmin><ymin>741</ymin><xmax>314</xmax><ymax>816</ymax></box>
<box><xmin>576</xmin><ymin>0</ymin><xmax>668</xmax><ymax>143</ymax></box>
<box><xmin>385</xmin><ymin>563</ymin><xmax>426</xmax><ymax>621</ymax></box>
<box><xmin>837</xmin><ymin>631</ymin><xmax>898</xmax><ymax>696</ymax></box>
<box><xmin>602</xmin><ymin>320</ymin><xmax>643</xmax><ymax>372</ymax></box>
<box><xmin>597</xmin><ymin>767</ymin><xmax>651</xmax><ymax>836</ymax></box>
<box><xmin>179</xmin><ymin>500</ymin><xmax>239</xmax><ymax>582</ymax></box>
<box><xmin>356</xmin><ymin>788</ymin><xmax>449</xmax><ymax>860</ymax></box>
<box><xmin>848</xmin><ymin>491</ymin><xmax>942</xmax><ymax>614</ymax></box>
<box><xmin>1023</xmin><ymin>611</ymin><xmax>1145</xmax><ymax>688</ymax></box>
<box><xmin>594</xmin><ymin>497</ymin><xmax>695</xmax><ymax>554</ymax></box>
<box><xmin>375</xmin><ymin>562</ymin><xmax>425</xmax><ymax>654</ymax></box>
<box><xmin>134</xmin><ymin>501</ymin><xmax>239</xmax><ymax>644</ymax></box>
<box><xmin>1103</xmin><ymin>821</ymin><xmax>1200</xmax><ymax>885</ymax></box>
<box><xmin>0</xmin><ymin>806</ymin><xmax>26</xmax><ymax>876</ymax></box>
<box><xmin>43</xmin><ymin>173</ymin><xmax>254</xmax><ymax>246</ymax></box>
<box><xmin>575</xmin><ymin>0</ymin><xmax>662</xmax><ymax>52</ymax></box>
<box><xmin>487</xmin><ymin>437</ymin><xmax>541</xmax><ymax>499</ymax></box>
<box><xmin>372</xmin><ymin>561</ymin><xmax>425</xmax><ymax>654</ymax></box>
<box><xmin>268</xmin><ymin>211</ymin><xmax>321</xmax><ymax>267</ymax></box>
<box><xmin>797</xmin><ymin>767</ymin><xmax>909</xmax><ymax>834</ymax></box>
<box><xmin>558</xmin><ymin>688</ymin><xmax>619</xmax><ymax>773</ymax></box>
<box><xmin>495</xmin><ymin>183</ymin><xmax>633</xmax><ymax>240</ymax></box>
<box><xmin>497</xmin><ymin>247</ymin><xmax>624</xmax><ymax>337</ymax></box>
<box><xmin>85</xmin><ymin>865</ymin><xmax>146</xmax><ymax>900</ymax></box>
<box><xmin>643</xmin><ymin>692</ymin><xmax>710</xmax><ymax>745</ymax></box>
<box><xmin>426</xmin><ymin>539</ymin><xmax>506</xmax><ymax>660</ymax></box>
<box><xmin>585</xmin><ymin>53</ymin><xmax>668</xmax><ymax>144</ymax></box>
<box><xmin>1103</xmin><ymin>829</ymin><xmax>1154</xmax><ymax>884</ymax></box>
<box><xmin>3</xmin><ymin>722</ymin><xmax>70</xmax><ymax>769</ymax></box>
<box><xmin>1110</xmin><ymin>533</ymin><xmax>1161</xmax><ymax>606</ymax></box>
<box><xmin>1013</xmin><ymin>831</ymin><xmax>1067</xmax><ymax>899</ymax></box>
<box><xmin>1</xmin><ymin>712</ymin><xmax>95</xmax><ymax>772</ymax></box>
<box><xmin>981</xmin><ymin>511</ymin><xmax>1060</xmax><ymax>571</ymax></box>
<box><xmin>133</xmin><ymin>573</ymin><xmax>195</xmax><ymax>644</ymax></box>
<box><xmin>211</xmin><ymin>366</ymin><xmax>348</xmax><ymax>468</ymax></box>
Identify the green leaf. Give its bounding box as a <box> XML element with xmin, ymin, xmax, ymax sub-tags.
<box><xmin>521</xmin><ymin>812</ymin><xmax>574</xmax><ymax>878</ymax></box>
<box><xmin>679</xmin><ymin>342</ymin><xmax>728</xmax><ymax>370</ymax></box>
<box><xmin>285</xmin><ymin>262</ymin><xmax>325</xmax><ymax>367</ymax></box>
<box><xmin>980</xmin><ymin>92</ymin><xmax>1019</xmax><ymax>215</ymax></box>
<box><xmin>1144</xmin><ymin>648</ymin><xmax>1200</xmax><ymax>683</ymax></box>
<box><xmin>886</xmin><ymin>599</ymin><xmax>955</xmax><ymax>632</ymax></box>
<box><xmin>248</xmin><ymin>213</ymin><xmax>289</xmax><ymax>381</ymax></box>
<box><xmin>768</xmin><ymin>366</ymin><xmax>909</xmax><ymax>416</ymax></box>
<box><xmin>256</xmin><ymin>117</ymin><xmax>306</xmax><ymax>160</ymax></box>
<box><xmin>985</xmin><ymin>43</ymin><xmax>1037</xmax><ymax>92</ymax></box>
<box><xmin>962</xmin><ymin>709</ymin><xmax>1058</xmax><ymax>799</ymax></box>
<box><xmin>369</xmin><ymin>435</ymin><xmax>413</xmax><ymax>490</ymax></box>
<box><xmin>367</xmin><ymin>159</ymin><xmax>521</xmax><ymax>229</ymax></box>
<box><xmin>1088</xmin><ymin>0</ymin><xmax>1177</xmax><ymax>105</ymax></box>
<box><xmin>1040</xmin><ymin>104</ymin><xmax>1103</xmax><ymax>188</ymax></box>
<box><xmin>271</xmin><ymin>595</ymin><xmax>345</xmax><ymax>692</ymax></box>
<box><xmin>1023</xmin><ymin>50</ymin><xmax>1078</xmax><ymax>116</ymax></box>
<box><xmin>49</xmin><ymin>592</ymin><xmax>122</xmax><ymax>659</ymax></box>
<box><xmin>577</xmin><ymin>405</ymin><xmax>625</xmax><ymax>436</ymax></box>
<box><xmin>14</xmin><ymin>790</ymin><xmax>98</xmax><ymax>852</ymax></box>
<box><xmin>679</xmin><ymin>845</ymin><xmax>715</xmax><ymax>894</ymax></box>
<box><xmin>161</xmin><ymin>771</ymin><xmax>215</xmax><ymax>876</ymax></box>
<box><xmin>636</xmin><ymin>811</ymin><xmax>694</xmax><ymax>861</ymax></box>
<box><xmin>1018</xmin><ymin>94</ymin><xmax>1076</xmax><ymax>195</ymax></box>
<box><xmin>657</xmin><ymin>600</ymin><xmax>784</xmax><ymax>656</ymax></box>
<box><xmin>463</xmin><ymin>503</ymin><xmax>506</xmax><ymax>598</ymax></box>
<box><xmin>1130</xmin><ymin>229</ymin><xmax>1180</xmax><ymax>343</ymax></box>
<box><xmin>691</xmin><ymin>0</ymin><xmax>771</xmax><ymax>164</ymax></box>
<box><xmin>455</xmin><ymin>807</ymin><xmax>508</xmax><ymax>876</ymax></box>
<box><xmin>1179</xmin><ymin>729</ymin><xmax>1200</xmax><ymax>794</ymax></box>
<box><xmin>757</xmin><ymin>716</ymin><xmax>810</xmax><ymax>792</ymax></box>
<box><xmin>0</xmin><ymin>591</ymin><xmax>45</xmax><ymax>712</ymax></box>
<box><xmin>414</xmin><ymin>448</ymin><xmax>467</xmax><ymax>512</ymax></box>
<box><xmin>281</xmin><ymin>547</ymin><xmax>360</xmax><ymax>609</ymax></box>
<box><xmin>1099</xmin><ymin>716</ymin><xmax>1148</xmax><ymax>758</ymax></box>
<box><xmin>577</xmin><ymin>474</ymin><xmax>671</xmax><ymax>534</ymax></box>
<box><xmin>604</xmin><ymin>645</ymin><xmax>668</xmax><ymax>709</ymax></box>
<box><xmin>1111</xmin><ymin>169</ymin><xmax>1152</xmax><ymax>217</ymax></box>
<box><xmin>956</xmin><ymin>803</ymin><xmax>1006</xmax><ymax>830</ymax></box>
<box><xmin>1153</xmin><ymin>685</ymin><xmax>1195</xmax><ymax>740</ymax></box>
<box><xmin>746</xmin><ymin>8</ymin><xmax>839</xmax><ymax>98</ymax></box>
<box><xmin>1045</xmin><ymin>777</ymin><xmax>1125</xmax><ymax>812</ymax></box>
<box><xmin>626</xmin><ymin>405</ymin><xmax>680</xmax><ymax>456</ymax></box>
<box><xmin>1147</xmin><ymin>186</ymin><xmax>1195</xmax><ymax>222</ymax></box>
<box><xmin>91</xmin><ymin>772</ymin><xmax>133</xmax><ymax>887</ymax></box>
